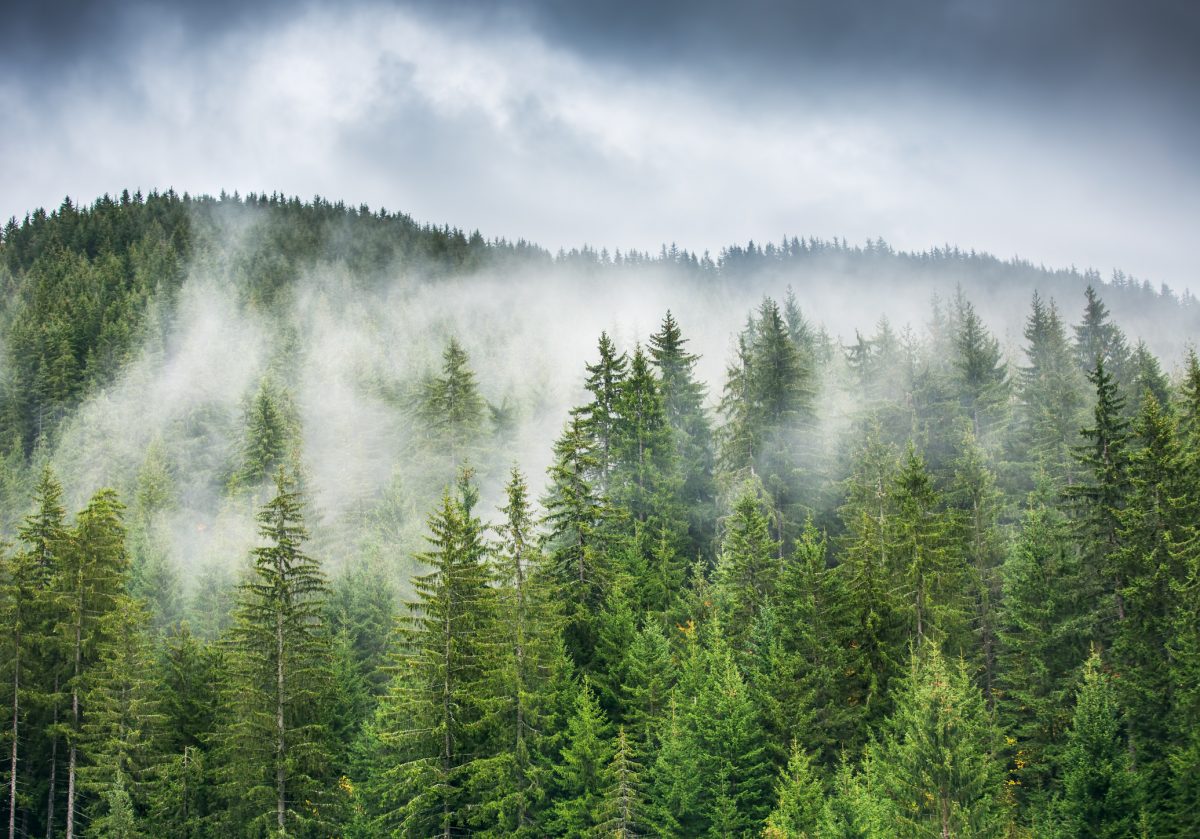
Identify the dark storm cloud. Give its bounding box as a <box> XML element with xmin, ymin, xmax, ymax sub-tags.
<box><xmin>0</xmin><ymin>0</ymin><xmax>1196</xmax><ymax>290</ymax></box>
<box><xmin>7</xmin><ymin>0</ymin><xmax>1196</xmax><ymax>105</ymax></box>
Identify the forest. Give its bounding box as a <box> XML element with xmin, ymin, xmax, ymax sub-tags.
<box><xmin>1</xmin><ymin>191</ymin><xmax>1199</xmax><ymax>837</ymax></box>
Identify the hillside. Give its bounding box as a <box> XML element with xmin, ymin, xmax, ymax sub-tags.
<box><xmin>0</xmin><ymin>190</ymin><xmax>1197</xmax><ymax>836</ymax></box>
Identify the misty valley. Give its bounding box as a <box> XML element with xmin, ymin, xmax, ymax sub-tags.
<box><xmin>1</xmin><ymin>191</ymin><xmax>1198</xmax><ymax>838</ymax></box>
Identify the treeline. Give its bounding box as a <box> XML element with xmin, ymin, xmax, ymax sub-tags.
<box><xmin>3</xmin><ymin>191</ymin><xmax>1194</xmax><ymax>464</ymax></box>
<box><xmin>2</xmin><ymin>274</ymin><xmax>1200</xmax><ymax>837</ymax></box>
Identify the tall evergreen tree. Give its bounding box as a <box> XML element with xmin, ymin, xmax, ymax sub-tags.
<box><xmin>417</xmin><ymin>337</ymin><xmax>486</xmax><ymax>454</ymax></box>
<box><xmin>548</xmin><ymin>681</ymin><xmax>612</xmax><ymax>837</ymax></box>
<box><xmin>375</xmin><ymin>476</ymin><xmax>495</xmax><ymax>838</ymax></box>
<box><xmin>578</xmin><ymin>332</ymin><xmax>629</xmax><ymax>488</ymax></box>
<box><xmin>218</xmin><ymin>469</ymin><xmax>335</xmax><ymax>837</ymax></box>
<box><xmin>649</xmin><ymin>311</ymin><xmax>717</xmax><ymax>561</ymax></box>
<box><xmin>474</xmin><ymin>468</ymin><xmax>566</xmax><ymax>836</ymax></box>
<box><xmin>1073</xmin><ymin>285</ymin><xmax>1130</xmax><ymax>381</ymax></box>
<box><xmin>872</xmin><ymin>644</ymin><xmax>1006</xmax><ymax>839</ymax></box>
<box><xmin>56</xmin><ymin>488</ymin><xmax>128</xmax><ymax>839</ymax></box>
<box><xmin>1053</xmin><ymin>651</ymin><xmax>1139</xmax><ymax>839</ymax></box>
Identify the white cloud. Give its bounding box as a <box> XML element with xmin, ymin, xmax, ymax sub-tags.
<box><xmin>0</xmin><ymin>3</ymin><xmax>1194</xmax><ymax>290</ymax></box>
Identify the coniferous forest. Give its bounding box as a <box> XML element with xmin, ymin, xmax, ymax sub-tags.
<box><xmin>3</xmin><ymin>191</ymin><xmax>1200</xmax><ymax>838</ymax></box>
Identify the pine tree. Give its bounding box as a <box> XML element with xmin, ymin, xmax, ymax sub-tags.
<box><xmin>474</xmin><ymin>468</ymin><xmax>566</xmax><ymax>836</ymax></box>
<box><xmin>764</xmin><ymin>743</ymin><xmax>824</xmax><ymax>839</ymax></box>
<box><xmin>1053</xmin><ymin>651</ymin><xmax>1139</xmax><ymax>839</ymax></box>
<box><xmin>648</xmin><ymin>311</ymin><xmax>717</xmax><ymax>562</ymax></box>
<box><xmin>56</xmin><ymin>488</ymin><xmax>128</xmax><ymax>839</ymax></box>
<box><xmin>375</xmin><ymin>477</ymin><xmax>495</xmax><ymax>837</ymax></box>
<box><xmin>714</xmin><ymin>485</ymin><xmax>781</xmax><ymax>655</ymax></box>
<box><xmin>548</xmin><ymin>681</ymin><xmax>612</xmax><ymax>837</ymax></box>
<box><xmin>872</xmin><ymin>644</ymin><xmax>1006</xmax><ymax>838</ymax></box>
<box><xmin>218</xmin><ymin>468</ymin><xmax>335</xmax><ymax>837</ymax></box>
<box><xmin>594</xmin><ymin>727</ymin><xmax>646</xmax><ymax>838</ymax></box>
<box><xmin>417</xmin><ymin>337</ymin><xmax>486</xmax><ymax>453</ymax></box>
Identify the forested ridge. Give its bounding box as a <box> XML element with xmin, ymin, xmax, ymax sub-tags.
<box><xmin>1</xmin><ymin>192</ymin><xmax>1198</xmax><ymax>837</ymax></box>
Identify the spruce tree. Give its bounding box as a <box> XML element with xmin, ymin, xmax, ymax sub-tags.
<box><xmin>375</xmin><ymin>477</ymin><xmax>495</xmax><ymax>837</ymax></box>
<box><xmin>56</xmin><ymin>488</ymin><xmax>128</xmax><ymax>839</ymax></box>
<box><xmin>1069</xmin><ymin>357</ymin><xmax>1130</xmax><ymax>643</ymax></box>
<box><xmin>594</xmin><ymin>727</ymin><xmax>646</xmax><ymax>839</ymax></box>
<box><xmin>218</xmin><ymin>468</ymin><xmax>335</xmax><ymax>837</ymax></box>
<box><xmin>648</xmin><ymin>311</ymin><xmax>717</xmax><ymax>562</ymax></box>
<box><xmin>548</xmin><ymin>681</ymin><xmax>612</xmax><ymax>837</ymax></box>
<box><xmin>417</xmin><ymin>338</ymin><xmax>486</xmax><ymax>454</ymax></box>
<box><xmin>1109</xmin><ymin>392</ymin><xmax>1189</xmax><ymax>822</ymax></box>
<box><xmin>475</xmin><ymin>468</ymin><xmax>565</xmax><ymax>836</ymax></box>
<box><xmin>1073</xmin><ymin>285</ymin><xmax>1130</xmax><ymax>381</ymax></box>
<box><xmin>996</xmin><ymin>496</ymin><xmax>1090</xmax><ymax>806</ymax></box>
<box><xmin>543</xmin><ymin>414</ymin><xmax>612</xmax><ymax>669</ymax></box>
<box><xmin>578</xmin><ymin>332</ymin><xmax>628</xmax><ymax>488</ymax></box>
<box><xmin>764</xmin><ymin>743</ymin><xmax>824</xmax><ymax>839</ymax></box>
<box><xmin>714</xmin><ymin>485</ymin><xmax>780</xmax><ymax>655</ymax></box>
<box><xmin>1014</xmin><ymin>293</ymin><xmax>1086</xmax><ymax>489</ymax></box>
<box><xmin>1053</xmin><ymin>651</ymin><xmax>1139</xmax><ymax>839</ymax></box>
<box><xmin>79</xmin><ymin>600</ymin><xmax>163</xmax><ymax>829</ymax></box>
<box><xmin>952</xmin><ymin>295</ymin><xmax>1010</xmax><ymax>438</ymax></box>
<box><xmin>872</xmin><ymin>644</ymin><xmax>1006</xmax><ymax>838</ymax></box>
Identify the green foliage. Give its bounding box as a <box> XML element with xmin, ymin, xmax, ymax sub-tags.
<box><xmin>217</xmin><ymin>469</ymin><xmax>336</xmax><ymax>837</ymax></box>
<box><xmin>872</xmin><ymin>644</ymin><xmax>1007</xmax><ymax>839</ymax></box>
<box><xmin>1053</xmin><ymin>651</ymin><xmax>1140</xmax><ymax>838</ymax></box>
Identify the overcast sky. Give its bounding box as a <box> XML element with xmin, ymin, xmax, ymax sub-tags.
<box><xmin>1</xmin><ymin>0</ymin><xmax>1196</xmax><ymax>288</ymax></box>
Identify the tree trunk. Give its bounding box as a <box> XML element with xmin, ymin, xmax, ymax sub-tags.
<box><xmin>8</xmin><ymin>633</ymin><xmax>18</xmax><ymax>839</ymax></box>
<box><xmin>45</xmin><ymin>678</ymin><xmax>58</xmax><ymax>839</ymax></box>
<box><xmin>276</xmin><ymin>609</ymin><xmax>286</xmax><ymax>835</ymax></box>
<box><xmin>65</xmin><ymin>586</ymin><xmax>83</xmax><ymax>839</ymax></box>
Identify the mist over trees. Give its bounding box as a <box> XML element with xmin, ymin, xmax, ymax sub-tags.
<box><xmin>1</xmin><ymin>192</ymin><xmax>1198</xmax><ymax>836</ymax></box>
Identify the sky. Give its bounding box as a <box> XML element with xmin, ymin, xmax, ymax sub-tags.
<box><xmin>1</xmin><ymin>0</ymin><xmax>1197</xmax><ymax>289</ymax></box>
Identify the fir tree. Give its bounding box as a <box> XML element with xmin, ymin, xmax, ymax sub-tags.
<box><xmin>375</xmin><ymin>476</ymin><xmax>495</xmax><ymax>838</ymax></box>
<box><xmin>1053</xmin><ymin>651</ymin><xmax>1139</xmax><ymax>839</ymax></box>
<box><xmin>649</xmin><ymin>311</ymin><xmax>717</xmax><ymax>561</ymax></box>
<box><xmin>872</xmin><ymin>644</ymin><xmax>1006</xmax><ymax>839</ymax></box>
<box><xmin>764</xmin><ymin>743</ymin><xmax>824</xmax><ymax>839</ymax></box>
<box><xmin>548</xmin><ymin>681</ymin><xmax>612</xmax><ymax>837</ymax></box>
<box><xmin>417</xmin><ymin>338</ymin><xmax>486</xmax><ymax>453</ymax></box>
<box><xmin>218</xmin><ymin>469</ymin><xmax>335</xmax><ymax>837</ymax></box>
